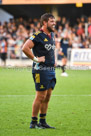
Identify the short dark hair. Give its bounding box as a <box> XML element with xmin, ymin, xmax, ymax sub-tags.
<box><xmin>40</xmin><ymin>13</ymin><xmax>55</xmax><ymax>26</ymax></box>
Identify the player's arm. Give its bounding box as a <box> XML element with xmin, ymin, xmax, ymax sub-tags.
<box><xmin>22</xmin><ymin>39</ymin><xmax>45</xmax><ymax>63</ymax></box>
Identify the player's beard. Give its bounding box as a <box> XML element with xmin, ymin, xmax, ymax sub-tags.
<box><xmin>47</xmin><ymin>24</ymin><xmax>54</xmax><ymax>32</ymax></box>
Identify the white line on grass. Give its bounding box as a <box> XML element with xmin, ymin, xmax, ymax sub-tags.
<box><xmin>0</xmin><ymin>94</ymin><xmax>91</xmax><ymax>97</ymax></box>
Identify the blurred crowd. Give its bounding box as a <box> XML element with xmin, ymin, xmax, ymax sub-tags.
<box><xmin>0</xmin><ymin>16</ymin><xmax>91</xmax><ymax>59</ymax></box>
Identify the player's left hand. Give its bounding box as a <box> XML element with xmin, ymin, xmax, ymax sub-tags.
<box><xmin>37</xmin><ymin>56</ymin><xmax>45</xmax><ymax>63</ymax></box>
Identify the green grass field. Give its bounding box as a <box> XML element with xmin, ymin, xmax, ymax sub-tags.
<box><xmin>0</xmin><ymin>67</ymin><xmax>91</xmax><ymax>136</ymax></box>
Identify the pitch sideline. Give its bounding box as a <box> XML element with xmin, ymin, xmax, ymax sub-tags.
<box><xmin>0</xmin><ymin>94</ymin><xmax>91</xmax><ymax>97</ymax></box>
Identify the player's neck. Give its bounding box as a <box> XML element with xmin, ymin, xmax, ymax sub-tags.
<box><xmin>41</xmin><ymin>26</ymin><xmax>51</xmax><ymax>35</ymax></box>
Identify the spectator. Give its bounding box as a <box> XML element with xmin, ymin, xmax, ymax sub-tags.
<box><xmin>0</xmin><ymin>15</ymin><xmax>91</xmax><ymax>60</ymax></box>
<box><xmin>61</xmin><ymin>17</ymin><xmax>67</xmax><ymax>28</ymax></box>
<box><xmin>16</xmin><ymin>24</ymin><xmax>28</xmax><ymax>38</ymax></box>
<box><xmin>8</xmin><ymin>36</ymin><xmax>16</xmax><ymax>59</ymax></box>
<box><xmin>77</xmin><ymin>23</ymin><xmax>84</xmax><ymax>36</ymax></box>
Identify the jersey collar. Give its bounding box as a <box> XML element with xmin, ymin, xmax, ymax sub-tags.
<box><xmin>40</xmin><ymin>29</ymin><xmax>51</xmax><ymax>39</ymax></box>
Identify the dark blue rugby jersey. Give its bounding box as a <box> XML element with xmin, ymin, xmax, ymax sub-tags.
<box><xmin>30</xmin><ymin>30</ymin><xmax>55</xmax><ymax>70</ymax></box>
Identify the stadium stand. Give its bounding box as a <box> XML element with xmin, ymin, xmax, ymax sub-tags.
<box><xmin>0</xmin><ymin>16</ymin><xmax>91</xmax><ymax>57</ymax></box>
<box><xmin>0</xmin><ymin>6</ymin><xmax>91</xmax><ymax>67</ymax></box>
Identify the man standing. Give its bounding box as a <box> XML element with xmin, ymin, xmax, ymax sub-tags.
<box><xmin>22</xmin><ymin>13</ymin><xmax>56</xmax><ymax>129</ymax></box>
<box><xmin>0</xmin><ymin>38</ymin><xmax>7</xmax><ymax>67</ymax></box>
<box><xmin>58</xmin><ymin>32</ymin><xmax>71</xmax><ymax>77</ymax></box>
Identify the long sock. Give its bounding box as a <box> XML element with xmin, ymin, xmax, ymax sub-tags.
<box><xmin>31</xmin><ymin>117</ymin><xmax>38</xmax><ymax>124</ymax></box>
<box><xmin>61</xmin><ymin>65</ymin><xmax>66</xmax><ymax>73</ymax></box>
<box><xmin>39</xmin><ymin>114</ymin><xmax>46</xmax><ymax>123</ymax></box>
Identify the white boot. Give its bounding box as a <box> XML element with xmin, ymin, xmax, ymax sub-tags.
<box><xmin>61</xmin><ymin>72</ymin><xmax>68</xmax><ymax>77</ymax></box>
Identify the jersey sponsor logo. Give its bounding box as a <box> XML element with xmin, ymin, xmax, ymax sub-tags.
<box><xmin>63</xmin><ymin>40</ymin><xmax>69</xmax><ymax>44</ymax></box>
<box><xmin>45</xmin><ymin>44</ymin><xmax>55</xmax><ymax>51</ymax></box>
<box><xmin>44</xmin><ymin>38</ymin><xmax>48</xmax><ymax>42</ymax></box>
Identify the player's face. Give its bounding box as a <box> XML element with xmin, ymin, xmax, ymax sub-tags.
<box><xmin>47</xmin><ymin>18</ymin><xmax>56</xmax><ymax>32</ymax></box>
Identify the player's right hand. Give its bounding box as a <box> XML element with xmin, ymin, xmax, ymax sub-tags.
<box><xmin>37</xmin><ymin>56</ymin><xmax>45</xmax><ymax>63</ymax></box>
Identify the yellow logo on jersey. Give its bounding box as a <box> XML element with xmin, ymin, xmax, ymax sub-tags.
<box><xmin>35</xmin><ymin>73</ymin><xmax>40</xmax><ymax>83</ymax></box>
<box><xmin>32</xmin><ymin>35</ymin><xmax>35</xmax><ymax>38</ymax></box>
<box><xmin>40</xmin><ymin>85</ymin><xmax>45</xmax><ymax>89</ymax></box>
<box><xmin>44</xmin><ymin>38</ymin><xmax>48</xmax><ymax>42</ymax></box>
<box><xmin>34</xmin><ymin>31</ymin><xmax>41</xmax><ymax>35</ymax></box>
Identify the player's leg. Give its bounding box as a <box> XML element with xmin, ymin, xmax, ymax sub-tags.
<box><xmin>4</xmin><ymin>53</ymin><xmax>7</xmax><ymax>67</ymax></box>
<box><xmin>32</xmin><ymin>90</ymin><xmax>47</xmax><ymax>117</ymax></box>
<box><xmin>1</xmin><ymin>53</ymin><xmax>7</xmax><ymax>67</ymax></box>
<box><xmin>39</xmin><ymin>88</ymin><xmax>52</xmax><ymax>114</ymax></box>
<box><xmin>61</xmin><ymin>57</ymin><xmax>67</xmax><ymax>70</ymax></box>
<box><xmin>39</xmin><ymin>79</ymin><xmax>56</xmax><ymax>117</ymax></box>
<box><xmin>39</xmin><ymin>88</ymin><xmax>55</xmax><ymax>128</ymax></box>
<box><xmin>39</xmin><ymin>78</ymin><xmax>56</xmax><ymax>129</ymax></box>
<box><xmin>1</xmin><ymin>53</ymin><xmax>4</xmax><ymax>66</ymax></box>
<box><xmin>61</xmin><ymin>57</ymin><xmax>68</xmax><ymax>76</ymax></box>
<box><xmin>3</xmin><ymin>60</ymin><xmax>6</xmax><ymax>67</ymax></box>
<box><xmin>30</xmin><ymin>90</ymin><xmax>47</xmax><ymax>128</ymax></box>
<box><xmin>39</xmin><ymin>88</ymin><xmax>52</xmax><ymax>125</ymax></box>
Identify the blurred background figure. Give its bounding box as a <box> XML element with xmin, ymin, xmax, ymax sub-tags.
<box><xmin>58</xmin><ymin>32</ymin><xmax>72</xmax><ymax>77</ymax></box>
<box><xmin>0</xmin><ymin>37</ymin><xmax>8</xmax><ymax>66</ymax></box>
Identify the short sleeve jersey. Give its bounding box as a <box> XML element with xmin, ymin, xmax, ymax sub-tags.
<box><xmin>30</xmin><ymin>30</ymin><xmax>55</xmax><ymax>70</ymax></box>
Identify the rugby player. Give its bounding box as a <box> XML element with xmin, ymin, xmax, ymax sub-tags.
<box><xmin>22</xmin><ymin>13</ymin><xmax>56</xmax><ymax>129</ymax></box>
<box><xmin>58</xmin><ymin>32</ymin><xmax>71</xmax><ymax>77</ymax></box>
<box><xmin>0</xmin><ymin>38</ymin><xmax>7</xmax><ymax>67</ymax></box>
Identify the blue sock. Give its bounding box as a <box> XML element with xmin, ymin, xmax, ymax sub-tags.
<box><xmin>31</xmin><ymin>117</ymin><xmax>38</xmax><ymax>124</ymax></box>
<box><xmin>39</xmin><ymin>114</ymin><xmax>46</xmax><ymax>123</ymax></box>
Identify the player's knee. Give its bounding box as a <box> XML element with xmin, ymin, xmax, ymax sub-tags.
<box><xmin>40</xmin><ymin>95</ymin><xmax>46</xmax><ymax>102</ymax></box>
<box><xmin>36</xmin><ymin>94</ymin><xmax>46</xmax><ymax>103</ymax></box>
